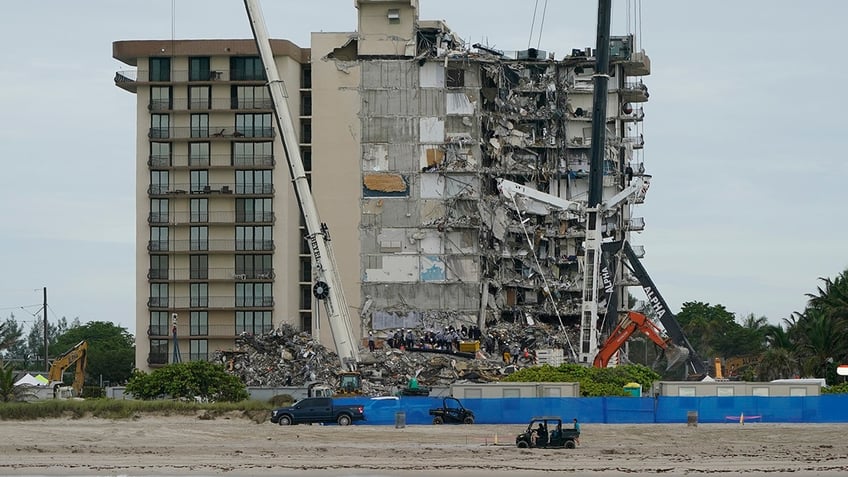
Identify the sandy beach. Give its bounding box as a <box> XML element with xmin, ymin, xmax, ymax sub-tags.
<box><xmin>1</xmin><ymin>413</ymin><xmax>847</xmax><ymax>476</ymax></box>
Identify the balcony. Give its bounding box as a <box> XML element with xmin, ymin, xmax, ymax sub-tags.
<box><xmin>115</xmin><ymin>69</ymin><xmax>266</xmax><ymax>92</ymax></box>
<box><xmin>620</xmin><ymin>134</ymin><xmax>645</xmax><ymax>150</ymax></box>
<box><xmin>147</xmin><ymin>323</ymin><xmax>273</xmax><ymax>340</ymax></box>
<box><xmin>147</xmin><ymin>127</ymin><xmax>275</xmax><ymax>140</ymax></box>
<box><xmin>622</xmin><ymin>51</ymin><xmax>651</xmax><ymax>77</ymax></box>
<box><xmin>148</xmin><ymin>211</ymin><xmax>275</xmax><ymax>224</ymax></box>
<box><xmin>147</xmin><ymin>239</ymin><xmax>275</xmax><ymax>253</ymax></box>
<box><xmin>147</xmin><ymin>183</ymin><xmax>273</xmax><ymax>196</ymax></box>
<box><xmin>619</xmin><ymin>106</ymin><xmax>644</xmax><ymax>122</ymax></box>
<box><xmin>147</xmin><ymin>154</ymin><xmax>275</xmax><ymax>169</ymax></box>
<box><xmin>628</xmin><ymin>217</ymin><xmax>645</xmax><ymax>231</ymax></box>
<box><xmin>147</xmin><ymin>268</ymin><xmax>275</xmax><ymax>281</ymax></box>
<box><xmin>147</xmin><ymin>98</ymin><xmax>274</xmax><ymax>112</ymax></box>
<box><xmin>147</xmin><ymin>296</ymin><xmax>275</xmax><ymax>309</ymax></box>
<box><xmin>621</xmin><ymin>82</ymin><xmax>649</xmax><ymax>103</ymax></box>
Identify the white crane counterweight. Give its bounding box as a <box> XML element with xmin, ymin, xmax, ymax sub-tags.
<box><xmin>243</xmin><ymin>0</ymin><xmax>359</xmax><ymax>370</ymax></box>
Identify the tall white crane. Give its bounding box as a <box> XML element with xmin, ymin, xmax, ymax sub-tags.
<box><xmin>243</xmin><ymin>0</ymin><xmax>359</xmax><ymax>370</ymax></box>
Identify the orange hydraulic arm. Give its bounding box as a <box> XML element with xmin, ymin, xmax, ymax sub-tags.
<box><xmin>593</xmin><ymin>311</ymin><xmax>670</xmax><ymax>368</ymax></box>
<box><xmin>47</xmin><ymin>340</ymin><xmax>88</xmax><ymax>396</ymax></box>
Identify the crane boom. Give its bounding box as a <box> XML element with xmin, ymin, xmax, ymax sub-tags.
<box><xmin>593</xmin><ymin>311</ymin><xmax>688</xmax><ymax>369</ymax></box>
<box><xmin>47</xmin><ymin>340</ymin><xmax>88</xmax><ymax>397</ymax></box>
<box><xmin>243</xmin><ymin>0</ymin><xmax>359</xmax><ymax>370</ymax></box>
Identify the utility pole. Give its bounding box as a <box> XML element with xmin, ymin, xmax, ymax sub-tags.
<box><xmin>43</xmin><ymin>286</ymin><xmax>48</xmax><ymax>372</ymax></box>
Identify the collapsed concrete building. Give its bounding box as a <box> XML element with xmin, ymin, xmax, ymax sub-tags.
<box><xmin>117</xmin><ymin>0</ymin><xmax>650</xmax><ymax>372</ymax></box>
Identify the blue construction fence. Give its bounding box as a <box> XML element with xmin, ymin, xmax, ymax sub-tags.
<box><xmin>335</xmin><ymin>395</ymin><xmax>848</xmax><ymax>425</ymax></box>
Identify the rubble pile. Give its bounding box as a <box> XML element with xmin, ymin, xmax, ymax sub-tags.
<box><xmin>215</xmin><ymin>322</ymin><xmax>579</xmax><ymax>396</ymax></box>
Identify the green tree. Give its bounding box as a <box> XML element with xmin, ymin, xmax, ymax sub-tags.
<box><xmin>125</xmin><ymin>361</ymin><xmax>248</xmax><ymax>402</ymax></box>
<box><xmin>806</xmin><ymin>271</ymin><xmax>848</xmax><ymax>322</ymax></box>
<box><xmin>53</xmin><ymin>321</ymin><xmax>135</xmax><ymax>386</ymax></box>
<box><xmin>0</xmin><ymin>360</ymin><xmax>36</xmax><ymax>402</ymax></box>
<box><xmin>0</xmin><ymin>315</ymin><xmax>27</xmax><ymax>362</ymax></box>
<box><xmin>792</xmin><ymin>309</ymin><xmax>846</xmax><ymax>382</ymax></box>
<box><xmin>756</xmin><ymin>348</ymin><xmax>797</xmax><ymax>381</ymax></box>
<box><xmin>26</xmin><ymin>316</ymin><xmax>71</xmax><ymax>366</ymax></box>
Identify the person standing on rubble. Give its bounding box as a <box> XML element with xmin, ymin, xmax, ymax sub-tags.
<box><xmin>368</xmin><ymin>331</ymin><xmax>376</xmax><ymax>352</ymax></box>
<box><xmin>405</xmin><ymin>329</ymin><xmax>415</xmax><ymax>349</ymax></box>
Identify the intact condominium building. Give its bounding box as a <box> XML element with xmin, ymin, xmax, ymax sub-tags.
<box><xmin>116</xmin><ymin>0</ymin><xmax>650</xmax><ymax>371</ymax></box>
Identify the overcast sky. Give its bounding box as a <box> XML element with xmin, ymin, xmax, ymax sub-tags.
<box><xmin>1</xmin><ymin>1</ymin><xmax>845</xmax><ymax>336</ymax></box>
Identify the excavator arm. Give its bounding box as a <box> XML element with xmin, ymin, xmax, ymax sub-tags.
<box><xmin>593</xmin><ymin>311</ymin><xmax>688</xmax><ymax>369</ymax></box>
<box><xmin>47</xmin><ymin>340</ymin><xmax>88</xmax><ymax>397</ymax></box>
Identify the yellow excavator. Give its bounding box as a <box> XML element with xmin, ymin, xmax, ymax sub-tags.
<box><xmin>47</xmin><ymin>341</ymin><xmax>88</xmax><ymax>398</ymax></box>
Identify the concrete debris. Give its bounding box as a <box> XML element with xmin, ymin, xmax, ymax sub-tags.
<box><xmin>214</xmin><ymin>323</ymin><xmax>579</xmax><ymax>396</ymax></box>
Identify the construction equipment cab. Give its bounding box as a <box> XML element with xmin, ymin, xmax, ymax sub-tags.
<box><xmin>47</xmin><ymin>340</ymin><xmax>88</xmax><ymax>398</ymax></box>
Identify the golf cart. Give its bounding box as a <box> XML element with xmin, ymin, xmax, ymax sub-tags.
<box><xmin>516</xmin><ymin>416</ymin><xmax>579</xmax><ymax>449</ymax></box>
<box><xmin>429</xmin><ymin>396</ymin><xmax>474</xmax><ymax>424</ymax></box>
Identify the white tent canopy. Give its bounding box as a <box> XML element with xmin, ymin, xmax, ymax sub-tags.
<box><xmin>14</xmin><ymin>373</ymin><xmax>47</xmax><ymax>387</ymax></box>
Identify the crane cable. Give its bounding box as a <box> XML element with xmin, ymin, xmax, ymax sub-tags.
<box><xmin>527</xmin><ymin>0</ymin><xmax>549</xmax><ymax>50</ymax></box>
<box><xmin>508</xmin><ymin>195</ymin><xmax>578</xmax><ymax>360</ymax></box>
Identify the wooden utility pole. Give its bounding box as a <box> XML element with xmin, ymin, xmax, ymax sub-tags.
<box><xmin>43</xmin><ymin>286</ymin><xmax>48</xmax><ymax>372</ymax></box>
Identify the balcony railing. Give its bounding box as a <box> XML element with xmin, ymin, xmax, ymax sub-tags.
<box><xmin>147</xmin><ymin>211</ymin><xmax>275</xmax><ymax>224</ymax></box>
<box><xmin>115</xmin><ymin>69</ymin><xmax>267</xmax><ymax>83</ymax></box>
<box><xmin>147</xmin><ymin>323</ymin><xmax>273</xmax><ymax>339</ymax></box>
<box><xmin>147</xmin><ymin>183</ymin><xmax>273</xmax><ymax>196</ymax></box>
<box><xmin>147</xmin><ymin>239</ymin><xmax>275</xmax><ymax>252</ymax></box>
<box><xmin>147</xmin><ymin>268</ymin><xmax>275</xmax><ymax>281</ymax></box>
<box><xmin>147</xmin><ymin>296</ymin><xmax>275</xmax><ymax>309</ymax></box>
<box><xmin>147</xmin><ymin>154</ymin><xmax>275</xmax><ymax>168</ymax></box>
<box><xmin>621</xmin><ymin>82</ymin><xmax>649</xmax><ymax>103</ymax></box>
<box><xmin>148</xmin><ymin>98</ymin><xmax>274</xmax><ymax>112</ymax></box>
<box><xmin>147</xmin><ymin>127</ymin><xmax>275</xmax><ymax>140</ymax></box>
<box><xmin>619</xmin><ymin>107</ymin><xmax>645</xmax><ymax>121</ymax></box>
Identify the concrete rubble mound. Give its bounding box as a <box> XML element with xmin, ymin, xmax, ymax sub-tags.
<box><xmin>215</xmin><ymin>322</ymin><xmax>578</xmax><ymax>396</ymax></box>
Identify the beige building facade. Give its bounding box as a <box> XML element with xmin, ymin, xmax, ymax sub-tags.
<box><xmin>116</xmin><ymin>0</ymin><xmax>650</xmax><ymax>371</ymax></box>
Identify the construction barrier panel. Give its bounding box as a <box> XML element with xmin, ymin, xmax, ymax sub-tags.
<box><xmin>337</xmin><ymin>395</ymin><xmax>848</xmax><ymax>425</ymax></box>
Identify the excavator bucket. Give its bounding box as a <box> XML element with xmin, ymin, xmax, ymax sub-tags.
<box><xmin>664</xmin><ymin>344</ymin><xmax>690</xmax><ymax>370</ymax></box>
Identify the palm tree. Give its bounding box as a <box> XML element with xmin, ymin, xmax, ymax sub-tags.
<box><xmin>793</xmin><ymin>309</ymin><xmax>847</xmax><ymax>381</ymax></box>
<box><xmin>756</xmin><ymin>348</ymin><xmax>798</xmax><ymax>381</ymax></box>
<box><xmin>0</xmin><ymin>360</ymin><xmax>36</xmax><ymax>402</ymax></box>
<box><xmin>806</xmin><ymin>271</ymin><xmax>848</xmax><ymax>321</ymax></box>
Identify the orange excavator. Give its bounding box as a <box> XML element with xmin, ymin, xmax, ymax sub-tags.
<box><xmin>593</xmin><ymin>311</ymin><xmax>688</xmax><ymax>369</ymax></box>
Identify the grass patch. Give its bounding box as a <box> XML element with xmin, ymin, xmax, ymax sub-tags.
<box><xmin>0</xmin><ymin>399</ymin><xmax>274</xmax><ymax>421</ymax></box>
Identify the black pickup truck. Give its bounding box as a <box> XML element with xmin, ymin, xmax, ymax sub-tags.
<box><xmin>270</xmin><ymin>397</ymin><xmax>365</xmax><ymax>426</ymax></box>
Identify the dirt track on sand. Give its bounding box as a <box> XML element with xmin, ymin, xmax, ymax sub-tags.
<box><xmin>1</xmin><ymin>414</ymin><xmax>847</xmax><ymax>476</ymax></box>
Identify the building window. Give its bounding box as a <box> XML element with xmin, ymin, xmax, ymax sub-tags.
<box><xmin>299</xmin><ymin>257</ymin><xmax>311</xmax><ymax>282</ymax></box>
<box><xmin>190</xmin><ymin>170</ymin><xmax>209</xmax><ymax>193</ymax></box>
<box><xmin>387</xmin><ymin>8</ymin><xmax>400</xmax><ymax>24</ymax></box>
<box><xmin>301</xmin><ymin>147</ymin><xmax>311</xmax><ymax>172</ymax></box>
<box><xmin>236</xmin><ymin>254</ymin><xmax>272</xmax><ymax>279</ymax></box>
<box><xmin>149</xmin><ymin>311</ymin><xmax>169</xmax><ymax>336</ymax></box>
<box><xmin>190</xmin><ymin>226</ymin><xmax>208</xmax><ymax>251</ymax></box>
<box><xmin>446</xmin><ymin>68</ymin><xmax>464</xmax><ymax>88</ymax></box>
<box><xmin>150</xmin><ymin>86</ymin><xmax>171</xmax><ymax>110</ymax></box>
<box><xmin>150</xmin><ymin>170</ymin><xmax>169</xmax><ymax>195</ymax></box>
<box><xmin>150</xmin><ymin>226</ymin><xmax>169</xmax><ymax>252</ymax></box>
<box><xmin>235</xmin><ymin>170</ymin><xmax>272</xmax><ymax>194</ymax></box>
<box><xmin>150</xmin><ymin>114</ymin><xmax>170</xmax><ymax>139</ymax></box>
<box><xmin>236</xmin><ymin>198</ymin><xmax>272</xmax><ymax>223</ymax></box>
<box><xmin>300</xmin><ymin>121</ymin><xmax>312</xmax><ymax>143</ymax></box>
<box><xmin>190</xmin><ymin>254</ymin><xmax>208</xmax><ymax>280</ymax></box>
<box><xmin>191</xmin><ymin>113</ymin><xmax>209</xmax><ymax>138</ymax></box>
<box><xmin>235</xmin><ymin>113</ymin><xmax>273</xmax><ymax>138</ymax></box>
<box><xmin>189</xmin><ymin>86</ymin><xmax>210</xmax><ymax>110</ymax></box>
<box><xmin>188</xmin><ymin>57</ymin><xmax>210</xmax><ymax>81</ymax></box>
<box><xmin>190</xmin><ymin>311</ymin><xmax>208</xmax><ymax>336</ymax></box>
<box><xmin>190</xmin><ymin>198</ymin><xmax>208</xmax><ymax>223</ymax></box>
<box><xmin>189</xmin><ymin>142</ymin><xmax>210</xmax><ymax>167</ymax></box>
<box><xmin>150</xmin><ymin>142</ymin><xmax>171</xmax><ymax>167</ymax></box>
<box><xmin>235</xmin><ymin>113</ymin><xmax>272</xmax><ymax>138</ymax></box>
<box><xmin>235</xmin><ymin>283</ymin><xmax>272</xmax><ymax>307</ymax></box>
<box><xmin>230</xmin><ymin>57</ymin><xmax>265</xmax><ymax>81</ymax></box>
<box><xmin>150</xmin><ymin>198</ymin><xmax>169</xmax><ymax>224</ymax></box>
<box><xmin>301</xmin><ymin>65</ymin><xmax>312</xmax><ymax>89</ymax></box>
<box><xmin>300</xmin><ymin>92</ymin><xmax>312</xmax><ymax>116</ymax></box>
<box><xmin>232</xmin><ymin>142</ymin><xmax>272</xmax><ymax>167</ymax></box>
<box><xmin>299</xmin><ymin>284</ymin><xmax>312</xmax><ymax>310</ymax></box>
<box><xmin>149</xmin><ymin>57</ymin><xmax>171</xmax><ymax>82</ymax></box>
<box><xmin>149</xmin><ymin>255</ymin><xmax>169</xmax><ymax>280</ymax></box>
<box><xmin>236</xmin><ymin>226</ymin><xmax>272</xmax><ymax>251</ymax></box>
<box><xmin>232</xmin><ymin>85</ymin><xmax>270</xmax><ymax>109</ymax></box>
<box><xmin>189</xmin><ymin>339</ymin><xmax>208</xmax><ymax>361</ymax></box>
<box><xmin>148</xmin><ymin>339</ymin><xmax>169</xmax><ymax>364</ymax></box>
<box><xmin>190</xmin><ymin>283</ymin><xmax>208</xmax><ymax>308</ymax></box>
<box><xmin>149</xmin><ymin>283</ymin><xmax>168</xmax><ymax>308</ymax></box>
<box><xmin>299</xmin><ymin>311</ymin><xmax>312</xmax><ymax>333</ymax></box>
<box><xmin>236</xmin><ymin>311</ymin><xmax>272</xmax><ymax>335</ymax></box>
